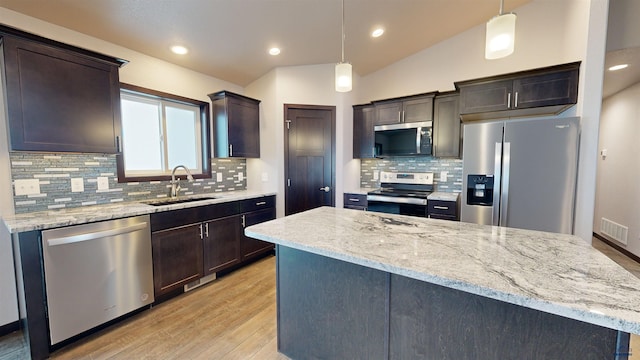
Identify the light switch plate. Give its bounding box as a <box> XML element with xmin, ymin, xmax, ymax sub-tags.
<box><xmin>14</xmin><ymin>179</ymin><xmax>40</xmax><ymax>196</ymax></box>
<box><xmin>373</xmin><ymin>170</ymin><xmax>379</xmax><ymax>180</ymax></box>
<box><xmin>440</xmin><ymin>171</ymin><xmax>448</xmax><ymax>182</ymax></box>
<box><xmin>216</xmin><ymin>173</ymin><xmax>223</xmax><ymax>182</ymax></box>
<box><xmin>97</xmin><ymin>177</ymin><xmax>109</xmax><ymax>190</ymax></box>
<box><xmin>238</xmin><ymin>172</ymin><xmax>244</xmax><ymax>181</ymax></box>
<box><xmin>71</xmin><ymin>178</ymin><xmax>84</xmax><ymax>192</ymax></box>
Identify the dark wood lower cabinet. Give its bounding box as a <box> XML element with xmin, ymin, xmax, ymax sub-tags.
<box><xmin>204</xmin><ymin>215</ymin><xmax>242</xmax><ymax>274</ymax></box>
<box><xmin>151</xmin><ymin>224</ymin><xmax>204</xmax><ymax>296</ymax></box>
<box><xmin>241</xmin><ymin>208</ymin><xmax>276</xmax><ymax>260</ymax></box>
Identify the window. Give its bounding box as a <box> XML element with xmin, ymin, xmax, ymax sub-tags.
<box><xmin>116</xmin><ymin>84</ymin><xmax>211</xmax><ymax>182</ymax></box>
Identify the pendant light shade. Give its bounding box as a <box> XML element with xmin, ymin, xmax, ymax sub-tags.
<box><xmin>335</xmin><ymin>0</ymin><xmax>352</xmax><ymax>92</ymax></box>
<box><xmin>485</xmin><ymin>0</ymin><xmax>516</xmax><ymax>60</ymax></box>
<box><xmin>335</xmin><ymin>62</ymin><xmax>352</xmax><ymax>92</ymax></box>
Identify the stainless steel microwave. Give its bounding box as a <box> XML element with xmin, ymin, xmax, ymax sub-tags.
<box><xmin>374</xmin><ymin>121</ymin><xmax>432</xmax><ymax>157</ymax></box>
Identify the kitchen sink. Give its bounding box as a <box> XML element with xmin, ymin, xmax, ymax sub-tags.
<box><xmin>142</xmin><ymin>196</ymin><xmax>218</xmax><ymax>206</ymax></box>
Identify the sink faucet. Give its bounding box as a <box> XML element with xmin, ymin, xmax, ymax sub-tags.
<box><xmin>170</xmin><ymin>165</ymin><xmax>194</xmax><ymax>198</ymax></box>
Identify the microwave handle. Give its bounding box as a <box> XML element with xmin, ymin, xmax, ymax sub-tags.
<box><xmin>416</xmin><ymin>128</ymin><xmax>421</xmax><ymax>154</ymax></box>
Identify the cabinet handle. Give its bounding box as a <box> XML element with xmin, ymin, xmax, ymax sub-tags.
<box><xmin>434</xmin><ymin>205</ymin><xmax>449</xmax><ymax>210</ymax></box>
<box><xmin>398</xmin><ymin>111</ymin><xmax>401</xmax><ymax>123</ymax></box>
<box><xmin>514</xmin><ymin>92</ymin><xmax>519</xmax><ymax>108</ymax></box>
<box><xmin>507</xmin><ymin>93</ymin><xmax>512</xmax><ymax>109</ymax></box>
<box><xmin>199</xmin><ymin>224</ymin><xmax>203</xmax><ymax>239</ymax></box>
<box><xmin>205</xmin><ymin>223</ymin><xmax>209</xmax><ymax>237</ymax></box>
<box><xmin>402</xmin><ymin>110</ymin><xmax>405</xmax><ymax>122</ymax></box>
<box><xmin>348</xmin><ymin>198</ymin><xmax>360</xmax><ymax>202</ymax></box>
<box><xmin>256</xmin><ymin>201</ymin><xmax>266</xmax><ymax>206</ymax></box>
<box><xmin>372</xmin><ymin>147</ymin><xmax>376</xmax><ymax>158</ymax></box>
<box><xmin>241</xmin><ymin>215</ymin><xmax>246</xmax><ymax>228</ymax></box>
<box><xmin>116</xmin><ymin>136</ymin><xmax>121</xmax><ymax>153</ymax></box>
<box><xmin>229</xmin><ymin>144</ymin><xmax>233</xmax><ymax>157</ymax></box>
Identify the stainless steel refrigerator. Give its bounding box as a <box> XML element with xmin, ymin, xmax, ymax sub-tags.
<box><xmin>460</xmin><ymin>116</ymin><xmax>579</xmax><ymax>234</ymax></box>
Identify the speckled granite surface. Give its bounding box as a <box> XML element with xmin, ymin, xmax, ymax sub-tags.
<box><xmin>245</xmin><ymin>206</ymin><xmax>640</xmax><ymax>335</ymax></box>
<box><xmin>344</xmin><ymin>188</ymin><xmax>375</xmax><ymax>195</ymax></box>
<box><xmin>427</xmin><ymin>192</ymin><xmax>459</xmax><ymax>202</ymax></box>
<box><xmin>2</xmin><ymin>191</ymin><xmax>276</xmax><ymax>233</ymax></box>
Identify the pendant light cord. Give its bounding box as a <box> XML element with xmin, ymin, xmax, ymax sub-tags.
<box><xmin>341</xmin><ymin>0</ymin><xmax>345</xmax><ymax>63</ymax></box>
<box><xmin>499</xmin><ymin>0</ymin><xmax>504</xmax><ymax>15</ymax></box>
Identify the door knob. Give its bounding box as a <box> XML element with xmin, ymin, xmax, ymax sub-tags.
<box><xmin>319</xmin><ymin>186</ymin><xmax>330</xmax><ymax>192</ymax></box>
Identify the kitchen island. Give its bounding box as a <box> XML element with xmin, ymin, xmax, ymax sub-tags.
<box><xmin>245</xmin><ymin>207</ymin><xmax>640</xmax><ymax>359</ymax></box>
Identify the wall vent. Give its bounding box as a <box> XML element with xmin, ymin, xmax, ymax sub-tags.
<box><xmin>600</xmin><ymin>218</ymin><xmax>629</xmax><ymax>245</ymax></box>
<box><xmin>184</xmin><ymin>273</ymin><xmax>216</xmax><ymax>292</ymax></box>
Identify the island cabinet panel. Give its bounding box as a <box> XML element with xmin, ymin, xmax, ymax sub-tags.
<box><xmin>204</xmin><ymin>215</ymin><xmax>242</xmax><ymax>274</ymax></box>
<box><xmin>352</xmin><ymin>104</ymin><xmax>375</xmax><ymax>158</ymax></box>
<box><xmin>151</xmin><ymin>224</ymin><xmax>204</xmax><ymax>297</ymax></box>
<box><xmin>277</xmin><ymin>246</ymin><xmax>388</xmax><ymax>360</ymax></box>
<box><xmin>1</xmin><ymin>33</ymin><xmax>124</xmax><ymax>153</ymax></box>
<box><xmin>388</xmin><ymin>275</ymin><xmax>619</xmax><ymax>360</ymax></box>
<box><xmin>208</xmin><ymin>90</ymin><xmax>261</xmax><ymax>158</ymax></box>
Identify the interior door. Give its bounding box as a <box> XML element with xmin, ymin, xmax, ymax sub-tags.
<box><xmin>285</xmin><ymin>105</ymin><xmax>335</xmax><ymax>216</ymax></box>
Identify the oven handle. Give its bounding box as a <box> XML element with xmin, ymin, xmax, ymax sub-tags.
<box><xmin>366</xmin><ymin>195</ymin><xmax>427</xmax><ymax>206</ymax></box>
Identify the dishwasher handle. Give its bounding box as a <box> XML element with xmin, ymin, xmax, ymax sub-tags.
<box><xmin>47</xmin><ymin>222</ymin><xmax>149</xmax><ymax>247</ymax></box>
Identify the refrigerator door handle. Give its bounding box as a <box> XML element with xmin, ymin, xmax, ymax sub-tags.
<box><xmin>492</xmin><ymin>142</ymin><xmax>502</xmax><ymax>226</ymax></box>
<box><xmin>501</xmin><ymin>142</ymin><xmax>511</xmax><ymax>226</ymax></box>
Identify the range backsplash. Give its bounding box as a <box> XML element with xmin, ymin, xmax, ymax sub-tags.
<box><xmin>360</xmin><ymin>156</ymin><xmax>463</xmax><ymax>192</ymax></box>
<box><xmin>9</xmin><ymin>152</ymin><xmax>247</xmax><ymax>214</ymax></box>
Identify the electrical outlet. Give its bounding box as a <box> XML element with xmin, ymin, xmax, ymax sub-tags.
<box><xmin>238</xmin><ymin>172</ymin><xmax>244</xmax><ymax>181</ymax></box>
<box><xmin>440</xmin><ymin>171</ymin><xmax>448</xmax><ymax>182</ymax></box>
<box><xmin>261</xmin><ymin>172</ymin><xmax>269</xmax><ymax>182</ymax></box>
<box><xmin>373</xmin><ymin>170</ymin><xmax>379</xmax><ymax>180</ymax></box>
<box><xmin>71</xmin><ymin>178</ymin><xmax>84</xmax><ymax>192</ymax></box>
<box><xmin>216</xmin><ymin>173</ymin><xmax>223</xmax><ymax>182</ymax></box>
<box><xmin>14</xmin><ymin>179</ymin><xmax>40</xmax><ymax>196</ymax></box>
<box><xmin>97</xmin><ymin>177</ymin><xmax>109</xmax><ymax>190</ymax></box>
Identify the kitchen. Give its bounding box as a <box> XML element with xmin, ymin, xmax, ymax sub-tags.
<box><xmin>0</xmin><ymin>0</ymin><xmax>633</xmax><ymax>359</ymax></box>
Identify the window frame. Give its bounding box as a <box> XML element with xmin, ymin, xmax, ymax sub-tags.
<box><xmin>116</xmin><ymin>83</ymin><xmax>211</xmax><ymax>183</ymax></box>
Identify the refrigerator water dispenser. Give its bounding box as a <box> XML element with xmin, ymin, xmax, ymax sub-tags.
<box><xmin>466</xmin><ymin>175</ymin><xmax>494</xmax><ymax>206</ymax></box>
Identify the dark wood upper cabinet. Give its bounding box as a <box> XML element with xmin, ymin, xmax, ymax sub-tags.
<box><xmin>433</xmin><ymin>92</ymin><xmax>461</xmax><ymax>158</ymax></box>
<box><xmin>352</xmin><ymin>104</ymin><xmax>375</xmax><ymax>159</ymax></box>
<box><xmin>373</xmin><ymin>93</ymin><xmax>435</xmax><ymax>125</ymax></box>
<box><xmin>1</xmin><ymin>28</ymin><xmax>126</xmax><ymax>153</ymax></box>
<box><xmin>208</xmin><ymin>90</ymin><xmax>261</xmax><ymax>158</ymax></box>
<box><xmin>456</xmin><ymin>62</ymin><xmax>580</xmax><ymax>121</ymax></box>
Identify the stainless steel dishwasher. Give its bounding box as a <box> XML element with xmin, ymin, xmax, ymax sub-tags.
<box><xmin>42</xmin><ymin>215</ymin><xmax>154</xmax><ymax>345</ymax></box>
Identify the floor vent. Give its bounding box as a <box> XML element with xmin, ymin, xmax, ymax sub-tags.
<box><xmin>184</xmin><ymin>273</ymin><xmax>216</xmax><ymax>292</ymax></box>
<box><xmin>600</xmin><ymin>218</ymin><xmax>628</xmax><ymax>245</ymax></box>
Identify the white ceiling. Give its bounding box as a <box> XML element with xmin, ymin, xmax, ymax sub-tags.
<box><xmin>0</xmin><ymin>0</ymin><xmax>531</xmax><ymax>86</ymax></box>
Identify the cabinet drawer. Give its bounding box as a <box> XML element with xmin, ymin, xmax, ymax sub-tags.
<box><xmin>239</xmin><ymin>195</ymin><xmax>276</xmax><ymax>213</ymax></box>
<box><xmin>428</xmin><ymin>200</ymin><xmax>457</xmax><ymax>217</ymax></box>
<box><xmin>429</xmin><ymin>213</ymin><xmax>458</xmax><ymax>221</ymax></box>
<box><xmin>344</xmin><ymin>193</ymin><xmax>367</xmax><ymax>208</ymax></box>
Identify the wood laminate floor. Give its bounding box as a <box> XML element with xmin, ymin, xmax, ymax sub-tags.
<box><xmin>0</xmin><ymin>255</ymin><xmax>288</xmax><ymax>360</ymax></box>
<box><xmin>2</xmin><ymin>239</ymin><xmax>640</xmax><ymax>359</ymax></box>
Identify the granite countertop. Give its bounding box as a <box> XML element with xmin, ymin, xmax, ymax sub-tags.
<box><xmin>245</xmin><ymin>206</ymin><xmax>640</xmax><ymax>335</ymax></box>
<box><xmin>2</xmin><ymin>190</ymin><xmax>276</xmax><ymax>234</ymax></box>
<box><xmin>427</xmin><ymin>192</ymin><xmax>459</xmax><ymax>202</ymax></box>
<box><xmin>344</xmin><ymin>188</ymin><xmax>375</xmax><ymax>195</ymax></box>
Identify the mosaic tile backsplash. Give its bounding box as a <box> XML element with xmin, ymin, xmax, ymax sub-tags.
<box><xmin>10</xmin><ymin>152</ymin><xmax>246</xmax><ymax>213</ymax></box>
<box><xmin>361</xmin><ymin>156</ymin><xmax>463</xmax><ymax>192</ymax></box>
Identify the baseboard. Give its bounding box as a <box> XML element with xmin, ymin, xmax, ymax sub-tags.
<box><xmin>0</xmin><ymin>320</ymin><xmax>20</xmax><ymax>337</ymax></box>
<box><xmin>593</xmin><ymin>232</ymin><xmax>640</xmax><ymax>264</ymax></box>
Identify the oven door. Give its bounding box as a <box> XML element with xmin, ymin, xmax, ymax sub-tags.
<box><xmin>366</xmin><ymin>196</ymin><xmax>428</xmax><ymax>217</ymax></box>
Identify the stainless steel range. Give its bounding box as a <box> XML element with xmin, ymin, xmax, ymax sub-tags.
<box><xmin>367</xmin><ymin>171</ymin><xmax>434</xmax><ymax>217</ymax></box>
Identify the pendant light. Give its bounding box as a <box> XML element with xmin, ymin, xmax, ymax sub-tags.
<box><xmin>335</xmin><ymin>0</ymin><xmax>352</xmax><ymax>92</ymax></box>
<box><xmin>485</xmin><ymin>0</ymin><xmax>516</xmax><ymax>60</ymax></box>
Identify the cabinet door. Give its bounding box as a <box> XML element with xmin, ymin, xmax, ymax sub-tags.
<box><xmin>403</xmin><ymin>97</ymin><xmax>433</xmax><ymax>123</ymax></box>
<box><xmin>353</xmin><ymin>105</ymin><xmax>375</xmax><ymax>158</ymax></box>
<box><xmin>374</xmin><ymin>101</ymin><xmax>403</xmax><ymax>125</ymax></box>
<box><xmin>203</xmin><ymin>215</ymin><xmax>241</xmax><ymax>274</ymax></box>
<box><xmin>512</xmin><ymin>69</ymin><xmax>579</xmax><ymax>109</ymax></box>
<box><xmin>433</xmin><ymin>95</ymin><xmax>461</xmax><ymax>158</ymax></box>
<box><xmin>459</xmin><ymin>79</ymin><xmax>513</xmax><ymax>115</ymax></box>
<box><xmin>2</xmin><ymin>36</ymin><xmax>121</xmax><ymax>153</ymax></box>
<box><xmin>152</xmin><ymin>224</ymin><xmax>204</xmax><ymax>296</ymax></box>
<box><xmin>241</xmin><ymin>208</ymin><xmax>276</xmax><ymax>261</ymax></box>
<box><xmin>227</xmin><ymin>96</ymin><xmax>260</xmax><ymax>158</ymax></box>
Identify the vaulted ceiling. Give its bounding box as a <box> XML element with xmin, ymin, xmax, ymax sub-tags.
<box><xmin>0</xmin><ymin>0</ymin><xmax>532</xmax><ymax>86</ymax></box>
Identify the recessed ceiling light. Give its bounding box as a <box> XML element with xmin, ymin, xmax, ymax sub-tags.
<box><xmin>608</xmin><ymin>64</ymin><xmax>628</xmax><ymax>71</ymax></box>
<box><xmin>269</xmin><ymin>47</ymin><xmax>281</xmax><ymax>56</ymax></box>
<box><xmin>170</xmin><ymin>45</ymin><xmax>188</xmax><ymax>55</ymax></box>
<box><xmin>371</xmin><ymin>28</ymin><xmax>384</xmax><ymax>38</ymax></box>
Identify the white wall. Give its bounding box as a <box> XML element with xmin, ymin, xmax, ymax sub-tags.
<box><xmin>246</xmin><ymin>64</ymin><xmax>361</xmax><ymax>218</ymax></box>
<box><xmin>595</xmin><ymin>81</ymin><xmax>640</xmax><ymax>255</ymax></box>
